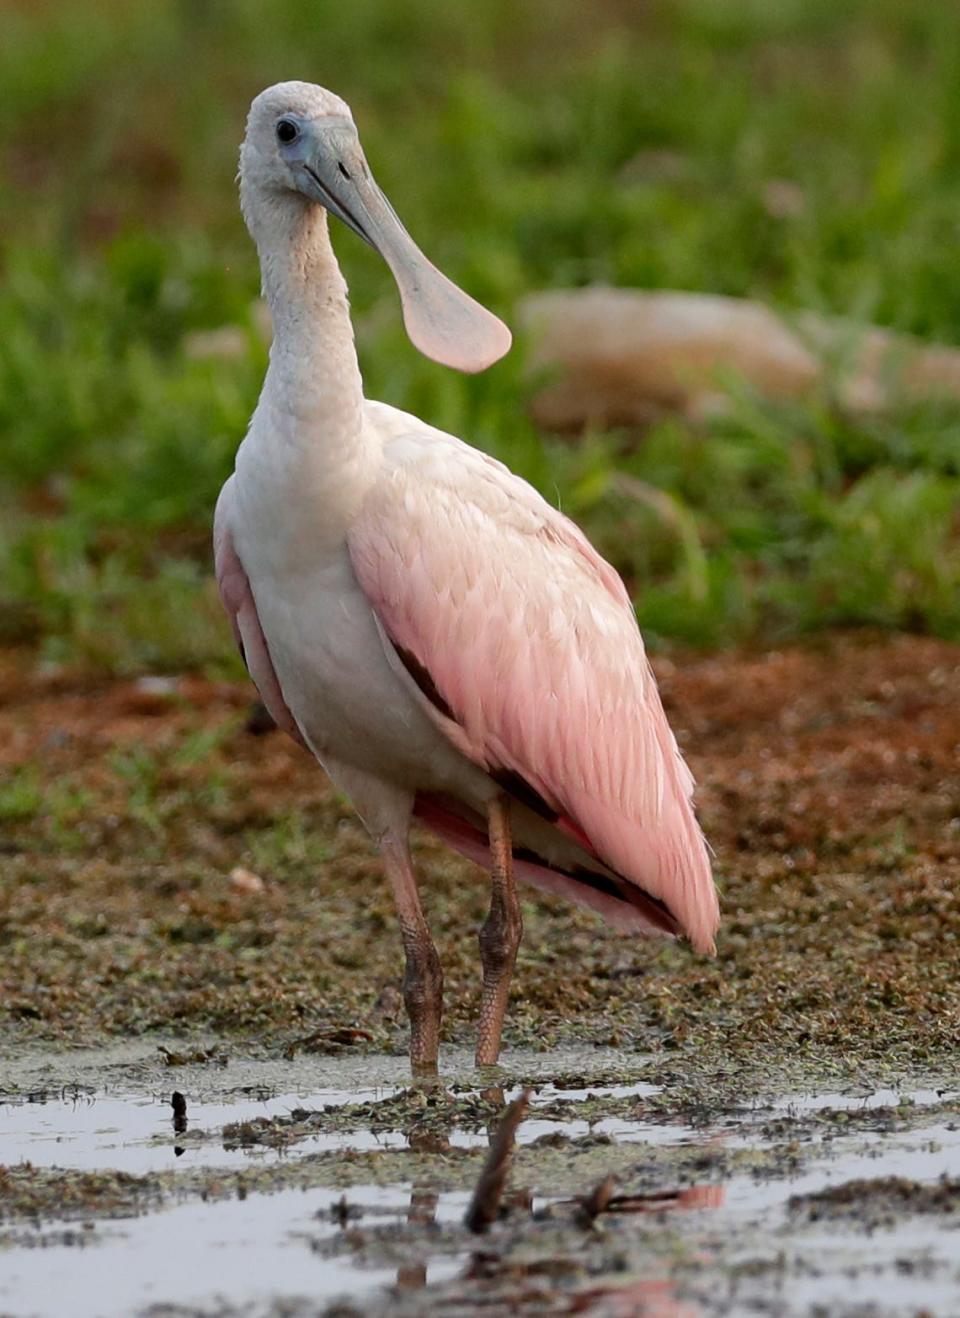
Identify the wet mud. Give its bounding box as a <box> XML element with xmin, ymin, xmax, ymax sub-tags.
<box><xmin>2</xmin><ymin>633</ymin><xmax>959</xmax><ymax>1313</ymax></box>
<box><xmin>1</xmin><ymin>1046</ymin><xmax>958</xmax><ymax>1316</ymax></box>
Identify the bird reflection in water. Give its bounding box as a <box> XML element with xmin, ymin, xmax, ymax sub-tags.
<box><xmin>395</xmin><ymin>1107</ymin><xmax>455</xmax><ymax>1290</ymax></box>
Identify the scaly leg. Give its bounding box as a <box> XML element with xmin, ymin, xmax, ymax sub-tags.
<box><xmin>475</xmin><ymin>797</ymin><xmax>522</xmax><ymax>1066</ymax></box>
<box><xmin>381</xmin><ymin>837</ymin><xmax>443</xmax><ymax>1076</ymax></box>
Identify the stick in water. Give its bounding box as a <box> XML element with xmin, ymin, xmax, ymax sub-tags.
<box><xmin>464</xmin><ymin>1088</ymin><xmax>532</xmax><ymax>1234</ymax></box>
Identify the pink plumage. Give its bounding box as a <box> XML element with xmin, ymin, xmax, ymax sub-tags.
<box><xmin>348</xmin><ymin>416</ymin><xmax>719</xmax><ymax>954</ymax></box>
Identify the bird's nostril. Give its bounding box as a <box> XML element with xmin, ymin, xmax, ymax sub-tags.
<box><xmin>337</xmin><ymin>161</ymin><xmax>351</xmax><ymax>180</ymax></box>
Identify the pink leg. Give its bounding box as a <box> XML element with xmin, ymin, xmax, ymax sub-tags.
<box><xmin>475</xmin><ymin>798</ymin><xmax>522</xmax><ymax>1067</ymax></box>
<box><xmin>381</xmin><ymin>837</ymin><xmax>443</xmax><ymax>1075</ymax></box>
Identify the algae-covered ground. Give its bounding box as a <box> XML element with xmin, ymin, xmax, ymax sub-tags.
<box><xmin>1</xmin><ymin>632</ymin><xmax>959</xmax><ymax>1315</ymax></box>
<box><xmin>2</xmin><ymin>631</ymin><xmax>957</xmax><ymax>1068</ymax></box>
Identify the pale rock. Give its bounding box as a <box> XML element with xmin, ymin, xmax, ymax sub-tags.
<box><xmin>229</xmin><ymin>866</ymin><xmax>265</xmax><ymax>894</ymax></box>
<box><xmin>519</xmin><ymin>287</ymin><xmax>960</xmax><ymax>430</ymax></box>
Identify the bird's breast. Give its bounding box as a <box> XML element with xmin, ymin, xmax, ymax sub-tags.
<box><xmin>233</xmin><ymin>391</ymin><xmax>380</xmax><ymax>570</ymax></box>
<box><xmin>234</xmin><ymin>529</ymin><xmax>487</xmax><ymax>802</ymax></box>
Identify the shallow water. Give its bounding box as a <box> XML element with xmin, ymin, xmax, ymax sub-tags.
<box><xmin>0</xmin><ymin>1086</ymin><xmax>417</xmax><ymax>1174</ymax></box>
<box><xmin>1</xmin><ymin>1183</ymin><xmax>474</xmax><ymax>1318</ymax></box>
<box><xmin>1</xmin><ymin>1047</ymin><xmax>958</xmax><ymax>1318</ymax></box>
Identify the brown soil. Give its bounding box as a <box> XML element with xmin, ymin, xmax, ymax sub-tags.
<box><xmin>1</xmin><ymin>632</ymin><xmax>958</xmax><ymax>1069</ymax></box>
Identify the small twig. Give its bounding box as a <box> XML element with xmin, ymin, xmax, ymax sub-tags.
<box><xmin>607</xmin><ymin>1188</ymin><xmax>681</xmax><ymax>1213</ymax></box>
<box><xmin>464</xmin><ymin>1088</ymin><xmax>531</xmax><ymax>1234</ymax></box>
<box><xmin>606</xmin><ymin>1183</ymin><xmax>725</xmax><ymax>1213</ymax></box>
<box><xmin>283</xmin><ymin>1026</ymin><xmax>374</xmax><ymax>1059</ymax></box>
<box><xmin>171</xmin><ymin>1090</ymin><xmax>188</xmax><ymax>1134</ymax></box>
<box><xmin>578</xmin><ymin>1172</ymin><xmax>616</xmax><ymax>1224</ymax></box>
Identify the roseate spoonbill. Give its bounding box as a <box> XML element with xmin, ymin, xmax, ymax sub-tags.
<box><xmin>215</xmin><ymin>82</ymin><xmax>719</xmax><ymax>1074</ymax></box>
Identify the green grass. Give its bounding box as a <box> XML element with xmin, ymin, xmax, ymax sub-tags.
<box><xmin>2</xmin><ymin>0</ymin><xmax>960</xmax><ymax>669</ymax></box>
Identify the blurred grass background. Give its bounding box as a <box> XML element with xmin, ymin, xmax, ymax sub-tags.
<box><xmin>2</xmin><ymin>0</ymin><xmax>960</xmax><ymax>672</ymax></box>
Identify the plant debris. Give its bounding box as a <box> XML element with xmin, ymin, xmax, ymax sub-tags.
<box><xmin>465</xmin><ymin>1088</ymin><xmax>532</xmax><ymax>1233</ymax></box>
<box><xmin>171</xmin><ymin>1090</ymin><xmax>188</xmax><ymax>1134</ymax></box>
<box><xmin>158</xmin><ymin>1046</ymin><xmax>227</xmax><ymax>1068</ymax></box>
<box><xmin>790</xmin><ymin>1174</ymin><xmax>960</xmax><ymax>1227</ymax></box>
<box><xmin>283</xmin><ymin>1027</ymin><xmax>376</xmax><ymax>1059</ymax></box>
<box><xmin>1</xmin><ymin>633</ymin><xmax>957</xmax><ymax>1074</ymax></box>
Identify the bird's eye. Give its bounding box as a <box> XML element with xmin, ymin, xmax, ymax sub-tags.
<box><xmin>276</xmin><ymin>119</ymin><xmax>299</xmax><ymax>145</ymax></box>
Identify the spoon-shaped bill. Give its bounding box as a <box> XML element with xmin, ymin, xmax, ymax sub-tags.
<box><xmin>382</xmin><ymin>234</ymin><xmax>513</xmax><ymax>375</ymax></box>
<box><xmin>300</xmin><ymin>127</ymin><xmax>511</xmax><ymax>374</ymax></box>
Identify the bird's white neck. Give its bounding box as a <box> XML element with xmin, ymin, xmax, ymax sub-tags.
<box><xmin>237</xmin><ymin>194</ymin><xmax>377</xmax><ymax>554</ymax></box>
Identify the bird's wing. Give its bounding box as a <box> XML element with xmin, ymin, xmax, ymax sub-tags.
<box><xmin>214</xmin><ymin>478</ymin><xmax>307</xmax><ymax>749</ymax></box>
<box><xmin>349</xmin><ymin>412</ymin><xmax>718</xmax><ymax>951</ymax></box>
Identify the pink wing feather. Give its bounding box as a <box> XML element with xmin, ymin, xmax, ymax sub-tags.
<box><xmin>349</xmin><ymin>423</ymin><xmax>719</xmax><ymax>953</ymax></box>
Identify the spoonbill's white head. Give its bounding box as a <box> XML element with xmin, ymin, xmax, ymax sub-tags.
<box><xmin>240</xmin><ymin>81</ymin><xmax>511</xmax><ymax>373</ymax></box>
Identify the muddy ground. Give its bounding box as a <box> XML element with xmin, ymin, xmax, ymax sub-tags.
<box><xmin>1</xmin><ymin>632</ymin><xmax>959</xmax><ymax>1316</ymax></box>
